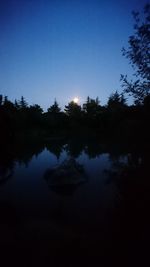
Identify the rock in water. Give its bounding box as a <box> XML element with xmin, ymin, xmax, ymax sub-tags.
<box><xmin>44</xmin><ymin>158</ymin><xmax>87</xmax><ymax>195</ymax></box>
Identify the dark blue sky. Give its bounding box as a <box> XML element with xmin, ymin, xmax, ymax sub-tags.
<box><xmin>0</xmin><ymin>0</ymin><xmax>145</xmax><ymax>109</ymax></box>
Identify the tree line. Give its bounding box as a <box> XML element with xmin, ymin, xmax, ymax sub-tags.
<box><xmin>0</xmin><ymin>91</ymin><xmax>149</xmax><ymax>140</ymax></box>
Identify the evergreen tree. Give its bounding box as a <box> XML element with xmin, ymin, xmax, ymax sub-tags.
<box><xmin>107</xmin><ymin>91</ymin><xmax>126</xmax><ymax>110</ymax></box>
<box><xmin>47</xmin><ymin>99</ymin><xmax>61</xmax><ymax>114</ymax></box>
<box><xmin>20</xmin><ymin>96</ymin><xmax>28</xmax><ymax>109</ymax></box>
<box><xmin>83</xmin><ymin>96</ymin><xmax>101</xmax><ymax>116</ymax></box>
<box><xmin>65</xmin><ymin>101</ymin><xmax>81</xmax><ymax>117</ymax></box>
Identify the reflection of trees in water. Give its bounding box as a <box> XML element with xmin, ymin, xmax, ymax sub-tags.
<box><xmin>116</xmin><ymin>150</ymin><xmax>149</xmax><ymax>195</ymax></box>
<box><xmin>45</xmin><ymin>137</ymin><xmax>105</xmax><ymax>159</ymax></box>
<box><xmin>107</xmin><ymin>144</ymin><xmax>147</xmax><ymax>172</ymax></box>
<box><xmin>11</xmin><ymin>139</ymin><xmax>44</xmax><ymax>167</ymax></box>
<box><xmin>64</xmin><ymin>138</ymin><xmax>107</xmax><ymax>159</ymax></box>
<box><xmin>64</xmin><ymin>138</ymin><xmax>134</xmax><ymax>160</ymax></box>
<box><xmin>108</xmin><ymin>142</ymin><xmax>132</xmax><ymax>162</ymax></box>
<box><xmin>105</xmin><ymin>147</ymin><xmax>150</xmax><ymax>259</ymax></box>
<box><xmin>105</xmin><ymin>147</ymin><xmax>148</xmax><ymax>185</ymax></box>
<box><xmin>44</xmin><ymin>136</ymin><xmax>136</xmax><ymax>161</ymax></box>
<box><xmin>0</xmin><ymin>156</ymin><xmax>14</xmax><ymax>185</ymax></box>
<box><xmin>16</xmin><ymin>141</ymin><xmax>44</xmax><ymax>167</ymax></box>
<box><xmin>0</xmin><ymin>138</ymin><xmax>45</xmax><ymax>185</ymax></box>
<box><xmin>64</xmin><ymin>139</ymin><xmax>85</xmax><ymax>158</ymax></box>
<box><xmin>0</xmin><ymin>141</ymin><xmax>15</xmax><ymax>185</ymax></box>
<box><xmin>46</xmin><ymin>138</ymin><xmax>66</xmax><ymax>159</ymax></box>
<box><xmin>66</xmin><ymin>139</ymin><xmax>137</xmax><ymax>160</ymax></box>
<box><xmin>84</xmin><ymin>141</ymin><xmax>104</xmax><ymax>159</ymax></box>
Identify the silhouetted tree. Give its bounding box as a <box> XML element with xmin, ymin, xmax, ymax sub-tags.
<box><xmin>65</xmin><ymin>101</ymin><xmax>82</xmax><ymax>117</ymax></box>
<box><xmin>27</xmin><ymin>104</ymin><xmax>43</xmax><ymax>128</ymax></box>
<box><xmin>29</xmin><ymin>104</ymin><xmax>43</xmax><ymax>114</ymax></box>
<box><xmin>0</xmin><ymin>95</ymin><xmax>2</xmax><ymax>106</ymax></box>
<box><xmin>44</xmin><ymin>100</ymin><xmax>67</xmax><ymax>132</ymax></box>
<box><xmin>121</xmin><ymin>4</ymin><xmax>150</xmax><ymax>104</ymax></box>
<box><xmin>14</xmin><ymin>96</ymin><xmax>29</xmax><ymax>130</ymax></box>
<box><xmin>82</xmin><ymin>96</ymin><xmax>104</xmax><ymax>129</ymax></box>
<box><xmin>3</xmin><ymin>96</ymin><xmax>16</xmax><ymax>112</ymax></box>
<box><xmin>0</xmin><ymin>96</ymin><xmax>16</xmax><ymax>138</ymax></box>
<box><xmin>105</xmin><ymin>91</ymin><xmax>128</xmax><ymax>136</ymax></box>
<box><xmin>14</xmin><ymin>99</ymin><xmax>20</xmax><ymax>110</ymax></box>
<box><xmin>47</xmin><ymin>99</ymin><xmax>61</xmax><ymax>114</ymax></box>
<box><xmin>107</xmin><ymin>91</ymin><xmax>126</xmax><ymax>110</ymax></box>
<box><xmin>19</xmin><ymin>96</ymin><xmax>28</xmax><ymax>109</ymax></box>
<box><xmin>83</xmin><ymin>96</ymin><xmax>101</xmax><ymax>116</ymax></box>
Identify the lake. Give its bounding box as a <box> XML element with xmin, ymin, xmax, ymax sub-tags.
<box><xmin>0</xmin><ymin>137</ymin><xmax>149</xmax><ymax>266</ymax></box>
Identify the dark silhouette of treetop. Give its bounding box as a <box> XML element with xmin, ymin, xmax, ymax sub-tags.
<box><xmin>3</xmin><ymin>96</ymin><xmax>16</xmax><ymax>112</ymax></box>
<box><xmin>83</xmin><ymin>96</ymin><xmax>101</xmax><ymax>115</ymax></box>
<box><xmin>47</xmin><ymin>99</ymin><xmax>61</xmax><ymax>114</ymax></box>
<box><xmin>65</xmin><ymin>101</ymin><xmax>81</xmax><ymax>117</ymax></box>
<box><xmin>121</xmin><ymin>4</ymin><xmax>150</xmax><ymax>104</ymax></box>
<box><xmin>30</xmin><ymin>104</ymin><xmax>43</xmax><ymax>114</ymax></box>
<box><xmin>107</xmin><ymin>91</ymin><xmax>126</xmax><ymax>110</ymax></box>
<box><xmin>14</xmin><ymin>99</ymin><xmax>20</xmax><ymax>110</ymax></box>
<box><xmin>0</xmin><ymin>95</ymin><xmax>2</xmax><ymax>106</ymax></box>
<box><xmin>20</xmin><ymin>96</ymin><xmax>28</xmax><ymax>109</ymax></box>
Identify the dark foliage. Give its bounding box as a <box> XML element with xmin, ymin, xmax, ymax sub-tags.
<box><xmin>0</xmin><ymin>92</ymin><xmax>149</xmax><ymax>143</ymax></box>
<box><xmin>121</xmin><ymin>4</ymin><xmax>150</xmax><ymax>104</ymax></box>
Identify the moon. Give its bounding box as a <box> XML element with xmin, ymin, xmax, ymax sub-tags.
<box><xmin>73</xmin><ymin>97</ymin><xmax>79</xmax><ymax>104</ymax></box>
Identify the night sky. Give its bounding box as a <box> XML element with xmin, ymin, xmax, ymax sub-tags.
<box><xmin>0</xmin><ymin>0</ymin><xmax>145</xmax><ymax>109</ymax></box>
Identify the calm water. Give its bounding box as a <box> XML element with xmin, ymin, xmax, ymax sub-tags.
<box><xmin>0</xmin><ymin>138</ymin><xmax>149</xmax><ymax>266</ymax></box>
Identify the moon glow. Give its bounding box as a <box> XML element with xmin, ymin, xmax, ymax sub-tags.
<box><xmin>73</xmin><ymin>97</ymin><xmax>79</xmax><ymax>104</ymax></box>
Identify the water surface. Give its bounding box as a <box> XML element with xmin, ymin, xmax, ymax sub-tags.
<box><xmin>0</xmin><ymin>138</ymin><xmax>148</xmax><ymax>266</ymax></box>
